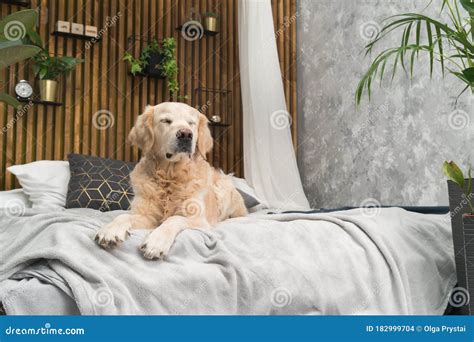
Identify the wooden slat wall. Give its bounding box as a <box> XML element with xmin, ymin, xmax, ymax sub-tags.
<box><xmin>0</xmin><ymin>0</ymin><xmax>298</xmax><ymax>190</ymax></box>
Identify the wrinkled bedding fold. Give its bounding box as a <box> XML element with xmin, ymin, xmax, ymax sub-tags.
<box><xmin>0</xmin><ymin>207</ymin><xmax>456</xmax><ymax>315</ymax></box>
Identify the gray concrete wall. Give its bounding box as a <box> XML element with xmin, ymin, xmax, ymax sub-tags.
<box><xmin>297</xmin><ymin>0</ymin><xmax>473</xmax><ymax>208</ymax></box>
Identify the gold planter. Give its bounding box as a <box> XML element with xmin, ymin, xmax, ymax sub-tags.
<box><xmin>203</xmin><ymin>16</ymin><xmax>218</xmax><ymax>32</ymax></box>
<box><xmin>39</xmin><ymin>79</ymin><xmax>58</xmax><ymax>102</ymax></box>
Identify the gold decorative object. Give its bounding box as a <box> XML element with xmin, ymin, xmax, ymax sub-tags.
<box><xmin>211</xmin><ymin>115</ymin><xmax>221</xmax><ymax>123</ymax></box>
<box><xmin>203</xmin><ymin>16</ymin><xmax>218</xmax><ymax>33</ymax></box>
<box><xmin>39</xmin><ymin>80</ymin><xmax>58</xmax><ymax>102</ymax></box>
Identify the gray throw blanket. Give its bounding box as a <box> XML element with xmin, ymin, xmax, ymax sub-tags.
<box><xmin>0</xmin><ymin>207</ymin><xmax>456</xmax><ymax>315</ymax></box>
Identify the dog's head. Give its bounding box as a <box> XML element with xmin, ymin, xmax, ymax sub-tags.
<box><xmin>129</xmin><ymin>102</ymin><xmax>213</xmax><ymax>162</ymax></box>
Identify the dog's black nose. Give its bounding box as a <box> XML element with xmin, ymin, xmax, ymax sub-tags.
<box><xmin>176</xmin><ymin>129</ymin><xmax>193</xmax><ymax>141</ymax></box>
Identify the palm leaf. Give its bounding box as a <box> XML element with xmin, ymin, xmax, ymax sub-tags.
<box><xmin>356</xmin><ymin>3</ymin><xmax>474</xmax><ymax>105</ymax></box>
<box><xmin>462</xmin><ymin>67</ymin><xmax>474</xmax><ymax>83</ymax></box>
<box><xmin>0</xmin><ymin>93</ymin><xmax>20</xmax><ymax>108</ymax></box>
<box><xmin>460</xmin><ymin>0</ymin><xmax>474</xmax><ymax>14</ymax></box>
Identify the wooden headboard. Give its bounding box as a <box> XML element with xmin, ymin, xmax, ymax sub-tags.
<box><xmin>0</xmin><ymin>0</ymin><xmax>297</xmax><ymax>190</ymax></box>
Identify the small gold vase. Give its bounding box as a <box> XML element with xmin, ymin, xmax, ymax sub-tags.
<box><xmin>203</xmin><ymin>16</ymin><xmax>218</xmax><ymax>32</ymax></box>
<box><xmin>39</xmin><ymin>79</ymin><xmax>58</xmax><ymax>102</ymax></box>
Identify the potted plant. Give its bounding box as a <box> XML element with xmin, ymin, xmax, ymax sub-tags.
<box><xmin>444</xmin><ymin>161</ymin><xmax>474</xmax><ymax>314</ymax></box>
<box><xmin>32</xmin><ymin>50</ymin><xmax>83</xmax><ymax>102</ymax></box>
<box><xmin>355</xmin><ymin>0</ymin><xmax>474</xmax><ymax>104</ymax></box>
<box><xmin>0</xmin><ymin>9</ymin><xmax>42</xmax><ymax>108</ymax></box>
<box><xmin>123</xmin><ymin>37</ymin><xmax>179</xmax><ymax>97</ymax></box>
<box><xmin>202</xmin><ymin>12</ymin><xmax>219</xmax><ymax>33</ymax></box>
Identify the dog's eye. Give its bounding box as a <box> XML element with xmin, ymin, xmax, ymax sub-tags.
<box><xmin>160</xmin><ymin>119</ymin><xmax>172</xmax><ymax>124</ymax></box>
<box><xmin>188</xmin><ymin>121</ymin><xmax>196</xmax><ymax>126</ymax></box>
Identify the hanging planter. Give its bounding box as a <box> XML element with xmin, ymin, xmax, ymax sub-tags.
<box><xmin>123</xmin><ymin>38</ymin><xmax>180</xmax><ymax>96</ymax></box>
<box><xmin>143</xmin><ymin>52</ymin><xmax>164</xmax><ymax>78</ymax></box>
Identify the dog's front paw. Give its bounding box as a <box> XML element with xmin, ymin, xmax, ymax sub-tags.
<box><xmin>95</xmin><ymin>222</ymin><xmax>131</xmax><ymax>249</ymax></box>
<box><xmin>139</xmin><ymin>229</ymin><xmax>175</xmax><ymax>260</ymax></box>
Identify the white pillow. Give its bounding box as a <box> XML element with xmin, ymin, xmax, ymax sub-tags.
<box><xmin>7</xmin><ymin>161</ymin><xmax>70</xmax><ymax>208</ymax></box>
<box><xmin>0</xmin><ymin>188</ymin><xmax>32</xmax><ymax>209</ymax></box>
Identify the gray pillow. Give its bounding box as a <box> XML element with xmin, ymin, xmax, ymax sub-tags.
<box><xmin>66</xmin><ymin>154</ymin><xmax>136</xmax><ymax>211</ymax></box>
<box><xmin>236</xmin><ymin>189</ymin><xmax>260</xmax><ymax>209</ymax></box>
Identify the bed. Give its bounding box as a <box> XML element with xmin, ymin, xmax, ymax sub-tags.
<box><xmin>0</xmin><ymin>205</ymin><xmax>456</xmax><ymax>315</ymax></box>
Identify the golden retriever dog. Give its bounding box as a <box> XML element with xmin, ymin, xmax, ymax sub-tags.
<box><xmin>95</xmin><ymin>102</ymin><xmax>247</xmax><ymax>259</ymax></box>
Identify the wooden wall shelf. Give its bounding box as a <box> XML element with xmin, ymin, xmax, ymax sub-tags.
<box><xmin>18</xmin><ymin>98</ymin><xmax>63</xmax><ymax>107</ymax></box>
<box><xmin>128</xmin><ymin>72</ymin><xmax>165</xmax><ymax>80</ymax></box>
<box><xmin>175</xmin><ymin>26</ymin><xmax>219</xmax><ymax>38</ymax></box>
<box><xmin>209</xmin><ymin>122</ymin><xmax>231</xmax><ymax>128</ymax></box>
<box><xmin>52</xmin><ymin>31</ymin><xmax>100</xmax><ymax>42</ymax></box>
<box><xmin>0</xmin><ymin>0</ymin><xmax>30</xmax><ymax>7</ymax></box>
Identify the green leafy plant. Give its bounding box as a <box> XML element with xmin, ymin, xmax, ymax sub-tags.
<box><xmin>443</xmin><ymin>161</ymin><xmax>474</xmax><ymax>214</ymax></box>
<box><xmin>160</xmin><ymin>37</ymin><xmax>179</xmax><ymax>95</ymax></box>
<box><xmin>356</xmin><ymin>0</ymin><xmax>474</xmax><ymax>105</ymax></box>
<box><xmin>122</xmin><ymin>52</ymin><xmax>142</xmax><ymax>75</ymax></box>
<box><xmin>0</xmin><ymin>9</ymin><xmax>42</xmax><ymax>108</ymax></box>
<box><xmin>32</xmin><ymin>50</ymin><xmax>83</xmax><ymax>80</ymax></box>
<box><xmin>123</xmin><ymin>37</ymin><xmax>180</xmax><ymax>96</ymax></box>
<box><xmin>123</xmin><ymin>39</ymin><xmax>160</xmax><ymax>75</ymax></box>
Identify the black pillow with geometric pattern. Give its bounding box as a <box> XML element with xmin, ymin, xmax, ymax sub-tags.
<box><xmin>66</xmin><ymin>154</ymin><xmax>136</xmax><ymax>211</ymax></box>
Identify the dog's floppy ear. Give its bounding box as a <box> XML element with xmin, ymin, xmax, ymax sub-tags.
<box><xmin>196</xmin><ymin>113</ymin><xmax>213</xmax><ymax>158</ymax></box>
<box><xmin>128</xmin><ymin>105</ymin><xmax>155</xmax><ymax>153</ymax></box>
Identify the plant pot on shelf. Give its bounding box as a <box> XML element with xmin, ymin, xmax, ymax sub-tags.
<box><xmin>143</xmin><ymin>52</ymin><xmax>165</xmax><ymax>78</ymax></box>
<box><xmin>39</xmin><ymin>79</ymin><xmax>58</xmax><ymax>102</ymax></box>
<box><xmin>203</xmin><ymin>15</ymin><xmax>218</xmax><ymax>33</ymax></box>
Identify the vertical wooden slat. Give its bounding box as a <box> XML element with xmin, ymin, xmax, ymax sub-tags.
<box><xmin>4</xmin><ymin>3</ymin><xmax>14</xmax><ymax>189</ymax></box>
<box><xmin>108</xmin><ymin>0</ymin><xmax>118</xmax><ymax>158</ymax></box>
<box><xmin>148</xmin><ymin>0</ymin><xmax>156</xmax><ymax>106</ymax></box>
<box><xmin>73</xmin><ymin>0</ymin><xmax>84</xmax><ymax>154</ymax></box>
<box><xmin>116</xmin><ymin>0</ymin><xmax>126</xmax><ymax>160</ymax></box>
<box><xmin>44</xmin><ymin>0</ymin><xmax>55</xmax><ymax>160</ymax></box>
<box><xmin>124</xmin><ymin>0</ymin><xmax>133</xmax><ymax>162</ymax></box>
<box><xmin>53</xmin><ymin>0</ymin><xmax>64</xmax><ymax>161</ymax></box>
<box><xmin>61</xmin><ymin>0</ymin><xmax>74</xmax><ymax>160</ymax></box>
<box><xmin>139</xmin><ymin>0</ymin><xmax>148</xmax><ymax>129</ymax></box>
<box><xmin>81</xmin><ymin>0</ymin><xmax>92</xmax><ymax>155</ymax></box>
<box><xmin>131</xmin><ymin>0</ymin><xmax>141</xmax><ymax>161</ymax></box>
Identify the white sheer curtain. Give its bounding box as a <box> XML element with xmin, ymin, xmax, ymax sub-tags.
<box><xmin>238</xmin><ymin>0</ymin><xmax>309</xmax><ymax>210</ymax></box>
